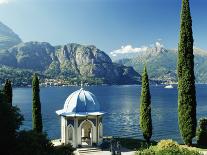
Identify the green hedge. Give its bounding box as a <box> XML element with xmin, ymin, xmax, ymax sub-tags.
<box><xmin>136</xmin><ymin>140</ymin><xmax>202</xmax><ymax>155</ymax></box>
<box><xmin>197</xmin><ymin>118</ymin><xmax>207</xmax><ymax>146</ymax></box>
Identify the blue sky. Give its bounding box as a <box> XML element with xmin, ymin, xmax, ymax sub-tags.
<box><xmin>0</xmin><ymin>0</ymin><xmax>206</xmax><ymax>53</ymax></box>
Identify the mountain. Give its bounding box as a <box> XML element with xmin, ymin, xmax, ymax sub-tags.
<box><xmin>0</xmin><ymin>42</ymin><xmax>141</xmax><ymax>85</ymax></box>
<box><xmin>0</xmin><ymin>22</ymin><xmax>22</xmax><ymax>51</ymax></box>
<box><xmin>115</xmin><ymin>44</ymin><xmax>207</xmax><ymax>83</ymax></box>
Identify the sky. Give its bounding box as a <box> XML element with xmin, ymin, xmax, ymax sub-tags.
<box><xmin>0</xmin><ymin>0</ymin><xmax>206</xmax><ymax>54</ymax></box>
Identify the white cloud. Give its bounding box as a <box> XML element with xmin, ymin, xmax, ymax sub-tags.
<box><xmin>111</xmin><ymin>41</ymin><xmax>165</xmax><ymax>57</ymax></box>
<box><xmin>155</xmin><ymin>41</ymin><xmax>164</xmax><ymax>49</ymax></box>
<box><xmin>110</xmin><ymin>45</ymin><xmax>148</xmax><ymax>57</ymax></box>
<box><xmin>0</xmin><ymin>0</ymin><xmax>9</xmax><ymax>5</ymax></box>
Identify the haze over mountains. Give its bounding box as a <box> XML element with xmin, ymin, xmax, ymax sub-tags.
<box><xmin>0</xmin><ymin>22</ymin><xmax>22</xmax><ymax>51</ymax></box>
<box><xmin>112</xmin><ymin>43</ymin><xmax>207</xmax><ymax>83</ymax></box>
<box><xmin>0</xmin><ymin>22</ymin><xmax>140</xmax><ymax>85</ymax></box>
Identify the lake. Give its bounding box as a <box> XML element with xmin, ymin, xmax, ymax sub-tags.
<box><xmin>13</xmin><ymin>85</ymin><xmax>207</xmax><ymax>143</ymax></box>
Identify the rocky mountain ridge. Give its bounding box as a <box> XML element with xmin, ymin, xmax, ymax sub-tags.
<box><xmin>0</xmin><ymin>22</ymin><xmax>22</xmax><ymax>51</ymax></box>
<box><xmin>116</xmin><ymin>45</ymin><xmax>207</xmax><ymax>83</ymax></box>
<box><xmin>0</xmin><ymin>41</ymin><xmax>141</xmax><ymax>85</ymax></box>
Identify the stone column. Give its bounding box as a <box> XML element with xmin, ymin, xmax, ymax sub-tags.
<box><xmin>74</xmin><ymin>117</ymin><xmax>77</xmax><ymax>148</ymax></box>
<box><xmin>96</xmin><ymin>115</ymin><xmax>99</xmax><ymax>143</ymax></box>
<box><xmin>61</xmin><ymin>116</ymin><xmax>66</xmax><ymax>144</ymax></box>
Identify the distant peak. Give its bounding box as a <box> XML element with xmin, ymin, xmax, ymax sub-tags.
<box><xmin>110</xmin><ymin>41</ymin><xmax>167</xmax><ymax>60</ymax></box>
<box><xmin>0</xmin><ymin>21</ymin><xmax>22</xmax><ymax>50</ymax></box>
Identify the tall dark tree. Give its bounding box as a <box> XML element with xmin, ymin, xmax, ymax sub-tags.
<box><xmin>32</xmin><ymin>74</ymin><xmax>43</xmax><ymax>133</ymax></box>
<box><xmin>177</xmin><ymin>0</ymin><xmax>196</xmax><ymax>145</ymax></box>
<box><xmin>3</xmin><ymin>79</ymin><xmax>13</xmax><ymax>106</ymax></box>
<box><xmin>0</xmin><ymin>91</ymin><xmax>23</xmax><ymax>155</ymax></box>
<box><xmin>140</xmin><ymin>65</ymin><xmax>152</xmax><ymax>143</ymax></box>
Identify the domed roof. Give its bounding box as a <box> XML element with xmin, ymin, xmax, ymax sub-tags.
<box><xmin>56</xmin><ymin>88</ymin><xmax>104</xmax><ymax>117</ymax></box>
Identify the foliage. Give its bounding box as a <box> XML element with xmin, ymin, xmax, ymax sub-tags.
<box><xmin>114</xmin><ymin>137</ymin><xmax>156</xmax><ymax>150</ymax></box>
<box><xmin>54</xmin><ymin>143</ymin><xmax>75</xmax><ymax>155</ymax></box>
<box><xmin>3</xmin><ymin>79</ymin><xmax>12</xmax><ymax>106</ymax></box>
<box><xmin>32</xmin><ymin>74</ymin><xmax>43</xmax><ymax>133</ymax></box>
<box><xmin>136</xmin><ymin>140</ymin><xmax>202</xmax><ymax>155</ymax></box>
<box><xmin>0</xmin><ymin>91</ymin><xmax>24</xmax><ymax>155</ymax></box>
<box><xmin>0</xmin><ymin>65</ymin><xmax>45</xmax><ymax>87</ymax></box>
<box><xmin>177</xmin><ymin>0</ymin><xmax>196</xmax><ymax>145</ymax></box>
<box><xmin>100</xmin><ymin>140</ymin><xmax>111</xmax><ymax>150</ymax></box>
<box><xmin>140</xmin><ymin>66</ymin><xmax>152</xmax><ymax>143</ymax></box>
<box><xmin>196</xmin><ymin>118</ymin><xmax>207</xmax><ymax>146</ymax></box>
<box><xmin>14</xmin><ymin>130</ymin><xmax>54</xmax><ymax>155</ymax></box>
<box><xmin>45</xmin><ymin>61</ymin><xmax>61</xmax><ymax>77</ymax></box>
<box><xmin>156</xmin><ymin>139</ymin><xmax>179</xmax><ymax>150</ymax></box>
<box><xmin>0</xmin><ymin>65</ymin><xmax>104</xmax><ymax>86</ymax></box>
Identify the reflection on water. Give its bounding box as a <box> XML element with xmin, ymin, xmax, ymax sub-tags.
<box><xmin>13</xmin><ymin>85</ymin><xmax>207</xmax><ymax>143</ymax></box>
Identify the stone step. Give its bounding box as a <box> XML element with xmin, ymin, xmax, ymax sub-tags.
<box><xmin>78</xmin><ymin>147</ymin><xmax>102</xmax><ymax>154</ymax></box>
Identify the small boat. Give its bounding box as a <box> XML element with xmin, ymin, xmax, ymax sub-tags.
<box><xmin>164</xmin><ymin>84</ymin><xmax>173</xmax><ymax>89</ymax></box>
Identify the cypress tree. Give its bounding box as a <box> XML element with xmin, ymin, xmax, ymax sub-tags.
<box><xmin>3</xmin><ymin>79</ymin><xmax>12</xmax><ymax>106</ymax></box>
<box><xmin>0</xmin><ymin>91</ymin><xmax>23</xmax><ymax>154</ymax></box>
<box><xmin>32</xmin><ymin>74</ymin><xmax>43</xmax><ymax>133</ymax></box>
<box><xmin>140</xmin><ymin>65</ymin><xmax>152</xmax><ymax>143</ymax></box>
<box><xmin>177</xmin><ymin>0</ymin><xmax>196</xmax><ymax>146</ymax></box>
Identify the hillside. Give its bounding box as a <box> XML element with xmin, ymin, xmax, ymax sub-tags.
<box><xmin>0</xmin><ymin>22</ymin><xmax>22</xmax><ymax>51</ymax></box>
<box><xmin>115</xmin><ymin>45</ymin><xmax>207</xmax><ymax>83</ymax></box>
<box><xmin>0</xmin><ymin>42</ymin><xmax>141</xmax><ymax>85</ymax></box>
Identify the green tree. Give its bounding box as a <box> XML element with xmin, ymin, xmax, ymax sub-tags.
<box><xmin>3</xmin><ymin>79</ymin><xmax>13</xmax><ymax>106</ymax></box>
<box><xmin>0</xmin><ymin>91</ymin><xmax>23</xmax><ymax>155</ymax></box>
<box><xmin>32</xmin><ymin>74</ymin><xmax>43</xmax><ymax>133</ymax></box>
<box><xmin>177</xmin><ymin>0</ymin><xmax>196</xmax><ymax>146</ymax></box>
<box><xmin>140</xmin><ymin>66</ymin><xmax>152</xmax><ymax>143</ymax></box>
<box><xmin>196</xmin><ymin>118</ymin><xmax>207</xmax><ymax>146</ymax></box>
<box><xmin>15</xmin><ymin>130</ymin><xmax>54</xmax><ymax>155</ymax></box>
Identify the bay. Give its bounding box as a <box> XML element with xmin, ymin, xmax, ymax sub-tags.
<box><xmin>13</xmin><ymin>85</ymin><xmax>207</xmax><ymax>143</ymax></box>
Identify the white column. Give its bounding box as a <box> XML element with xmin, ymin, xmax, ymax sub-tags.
<box><xmin>74</xmin><ymin>117</ymin><xmax>78</xmax><ymax>148</ymax></box>
<box><xmin>61</xmin><ymin>116</ymin><xmax>67</xmax><ymax>144</ymax></box>
<box><xmin>96</xmin><ymin>116</ymin><xmax>99</xmax><ymax>143</ymax></box>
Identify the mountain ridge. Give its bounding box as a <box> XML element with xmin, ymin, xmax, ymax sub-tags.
<box><xmin>115</xmin><ymin>45</ymin><xmax>207</xmax><ymax>83</ymax></box>
<box><xmin>0</xmin><ymin>41</ymin><xmax>141</xmax><ymax>85</ymax></box>
<box><xmin>0</xmin><ymin>22</ymin><xmax>22</xmax><ymax>51</ymax></box>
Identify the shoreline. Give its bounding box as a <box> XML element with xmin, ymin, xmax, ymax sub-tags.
<box><xmin>11</xmin><ymin>83</ymin><xmax>207</xmax><ymax>88</ymax></box>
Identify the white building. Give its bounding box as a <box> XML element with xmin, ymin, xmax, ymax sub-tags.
<box><xmin>56</xmin><ymin>87</ymin><xmax>104</xmax><ymax>148</ymax></box>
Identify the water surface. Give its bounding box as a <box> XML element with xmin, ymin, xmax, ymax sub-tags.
<box><xmin>13</xmin><ymin>85</ymin><xmax>207</xmax><ymax>143</ymax></box>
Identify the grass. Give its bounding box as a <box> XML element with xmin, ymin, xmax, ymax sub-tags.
<box><xmin>113</xmin><ymin>137</ymin><xmax>157</xmax><ymax>150</ymax></box>
<box><xmin>181</xmin><ymin>144</ymin><xmax>207</xmax><ymax>152</ymax></box>
<box><xmin>103</xmin><ymin>137</ymin><xmax>207</xmax><ymax>154</ymax></box>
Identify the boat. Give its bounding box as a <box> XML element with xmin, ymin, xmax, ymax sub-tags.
<box><xmin>164</xmin><ymin>84</ymin><xmax>173</xmax><ymax>89</ymax></box>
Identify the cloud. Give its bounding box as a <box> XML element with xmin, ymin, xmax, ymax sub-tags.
<box><xmin>155</xmin><ymin>41</ymin><xmax>164</xmax><ymax>49</ymax></box>
<box><xmin>0</xmin><ymin>0</ymin><xmax>9</xmax><ymax>5</ymax></box>
<box><xmin>110</xmin><ymin>45</ymin><xmax>148</xmax><ymax>57</ymax></box>
<box><xmin>111</xmin><ymin>41</ymin><xmax>165</xmax><ymax>57</ymax></box>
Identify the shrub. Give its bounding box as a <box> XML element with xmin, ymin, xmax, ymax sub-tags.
<box><xmin>100</xmin><ymin>140</ymin><xmax>110</xmax><ymax>150</ymax></box>
<box><xmin>196</xmin><ymin>118</ymin><xmax>207</xmax><ymax>146</ymax></box>
<box><xmin>54</xmin><ymin>143</ymin><xmax>75</xmax><ymax>155</ymax></box>
<box><xmin>14</xmin><ymin>130</ymin><xmax>54</xmax><ymax>155</ymax></box>
<box><xmin>0</xmin><ymin>91</ymin><xmax>24</xmax><ymax>155</ymax></box>
<box><xmin>136</xmin><ymin>139</ymin><xmax>202</xmax><ymax>155</ymax></box>
<box><xmin>113</xmin><ymin>137</ymin><xmax>157</xmax><ymax>150</ymax></box>
<box><xmin>156</xmin><ymin>139</ymin><xmax>179</xmax><ymax>150</ymax></box>
<box><xmin>155</xmin><ymin>147</ymin><xmax>201</xmax><ymax>155</ymax></box>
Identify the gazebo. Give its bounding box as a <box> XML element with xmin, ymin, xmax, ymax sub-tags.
<box><xmin>56</xmin><ymin>87</ymin><xmax>104</xmax><ymax>148</ymax></box>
